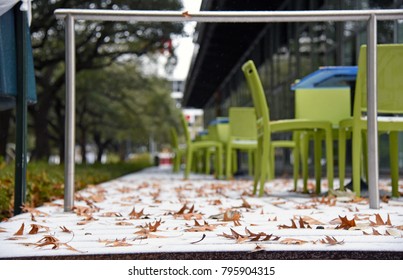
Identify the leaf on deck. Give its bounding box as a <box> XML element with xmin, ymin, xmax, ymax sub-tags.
<box><xmin>223</xmin><ymin>210</ymin><xmax>241</xmax><ymax>222</ymax></box>
<box><xmin>60</xmin><ymin>226</ymin><xmax>72</xmax><ymax>233</ymax></box>
<box><xmin>370</xmin><ymin>214</ymin><xmax>392</xmax><ymax>226</ymax></box>
<box><xmin>185</xmin><ymin>220</ymin><xmax>218</xmax><ymax>232</ymax></box>
<box><xmin>319</xmin><ymin>236</ymin><xmax>344</xmax><ymax>245</ymax></box>
<box><xmin>100</xmin><ymin>212</ymin><xmax>122</xmax><ymax>217</ymax></box>
<box><xmin>128</xmin><ymin>207</ymin><xmax>147</xmax><ymax>219</ymax></box>
<box><xmin>14</xmin><ymin>223</ymin><xmax>24</xmax><ymax>236</ymax></box>
<box><xmin>28</xmin><ymin>224</ymin><xmax>50</xmax><ymax>235</ymax></box>
<box><xmin>335</xmin><ymin>215</ymin><xmax>356</xmax><ymax>230</ymax></box>
<box><xmin>280</xmin><ymin>238</ymin><xmax>308</xmax><ymax>245</ymax></box>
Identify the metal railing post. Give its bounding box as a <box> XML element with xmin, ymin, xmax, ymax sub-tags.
<box><xmin>367</xmin><ymin>14</ymin><xmax>380</xmax><ymax>209</ymax></box>
<box><xmin>64</xmin><ymin>14</ymin><xmax>75</xmax><ymax>212</ymax></box>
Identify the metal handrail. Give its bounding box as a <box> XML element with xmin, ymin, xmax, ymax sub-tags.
<box><xmin>54</xmin><ymin>8</ymin><xmax>403</xmax><ymax>211</ymax></box>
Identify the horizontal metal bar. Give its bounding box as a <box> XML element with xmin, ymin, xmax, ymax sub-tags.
<box><xmin>54</xmin><ymin>9</ymin><xmax>403</xmax><ymax>23</ymax></box>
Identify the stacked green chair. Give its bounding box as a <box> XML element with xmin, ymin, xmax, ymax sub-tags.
<box><xmin>242</xmin><ymin>60</ymin><xmax>334</xmax><ymax>196</ymax></box>
<box><xmin>339</xmin><ymin>44</ymin><xmax>403</xmax><ymax>197</ymax></box>
<box><xmin>180</xmin><ymin>113</ymin><xmax>223</xmax><ymax>179</ymax></box>
<box><xmin>225</xmin><ymin>107</ymin><xmax>258</xmax><ymax>178</ymax></box>
<box><xmin>295</xmin><ymin>86</ymin><xmax>351</xmax><ymax>192</ymax></box>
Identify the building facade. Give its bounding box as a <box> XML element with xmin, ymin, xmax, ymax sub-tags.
<box><xmin>183</xmin><ymin>0</ymin><xmax>403</xmax><ymax>170</ymax></box>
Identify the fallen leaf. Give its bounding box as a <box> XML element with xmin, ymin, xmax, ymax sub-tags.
<box><xmin>278</xmin><ymin>219</ymin><xmax>298</xmax><ymax>229</ymax></box>
<box><xmin>223</xmin><ymin>210</ymin><xmax>241</xmax><ymax>222</ymax></box>
<box><xmin>128</xmin><ymin>207</ymin><xmax>146</xmax><ymax>219</ymax></box>
<box><xmin>0</xmin><ymin>227</ymin><xmax>7</xmax><ymax>233</ymax></box>
<box><xmin>14</xmin><ymin>223</ymin><xmax>24</xmax><ymax>236</ymax></box>
<box><xmin>77</xmin><ymin>215</ymin><xmax>98</xmax><ymax>225</ymax></box>
<box><xmin>116</xmin><ymin>221</ymin><xmax>133</xmax><ymax>226</ymax></box>
<box><xmin>385</xmin><ymin>229</ymin><xmax>403</xmax><ymax>237</ymax></box>
<box><xmin>335</xmin><ymin>215</ymin><xmax>356</xmax><ymax>230</ymax></box>
<box><xmin>370</xmin><ymin>214</ymin><xmax>392</xmax><ymax>226</ymax></box>
<box><xmin>252</xmin><ymin>244</ymin><xmax>266</xmax><ymax>252</ymax></box>
<box><xmin>190</xmin><ymin>234</ymin><xmax>206</xmax><ymax>244</ymax></box>
<box><xmin>185</xmin><ymin>220</ymin><xmax>218</xmax><ymax>232</ymax></box>
<box><xmin>60</xmin><ymin>226</ymin><xmax>72</xmax><ymax>233</ymax></box>
<box><xmin>100</xmin><ymin>212</ymin><xmax>122</xmax><ymax>217</ymax></box>
<box><xmin>105</xmin><ymin>238</ymin><xmax>132</xmax><ymax>247</ymax></box>
<box><xmin>319</xmin><ymin>236</ymin><xmax>344</xmax><ymax>245</ymax></box>
<box><xmin>21</xmin><ymin>206</ymin><xmax>49</xmax><ymax>217</ymax></box>
<box><xmin>280</xmin><ymin>238</ymin><xmax>308</xmax><ymax>245</ymax></box>
<box><xmin>30</xmin><ymin>213</ymin><xmax>37</xmax><ymax>222</ymax></box>
<box><xmin>28</xmin><ymin>224</ymin><xmax>50</xmax><ymax>235</ymax></box>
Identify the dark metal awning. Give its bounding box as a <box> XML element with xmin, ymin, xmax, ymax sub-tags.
<box><xmin>183</xmin><ymin>0</ymin><xmax>285</xmax><ymax>108</ymax></box>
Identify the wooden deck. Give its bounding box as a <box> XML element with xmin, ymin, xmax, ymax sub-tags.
<box><xmin>1</xmin><ymin>167</ymin><xmax>403</xmax><ymax>259</ymax></box>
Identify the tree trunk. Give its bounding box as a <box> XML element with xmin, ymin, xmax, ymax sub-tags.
<box><xmin>0</xmin><ymin>109</ymin><xmax>12</xmax><ymax>160</ymax></box>
<box><xmin>31</xmin><ymin>109</ymin><xmax>51</xmax><ymax>161</ymax></box>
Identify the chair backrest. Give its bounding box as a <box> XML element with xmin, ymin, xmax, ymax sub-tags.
<box><xmin>207</xmin><ymin>118</ymin><xmax>229</xmax><ymax>143</ymax></box>
<box><xmin>170</xmin><ymin>127</ymin><xmax>179</xmax><ymax>149</ymax></box>
<box><xmin>295</xmin><ymin>88</ymin><xmax>351</xmax><ymax>127</ymax></box>
<box><xmin>241</xmin><ymin>60</ymin><xmax>271</xmax><ymax>140</ymax></box>
<box><xmin>355</xmin><ymin>44</ymin><xmax>403</xmax><ymax>117</ymax></box>
<box><xmin>229</xmin><ymin>107</ymin><xmax>257</xmax><ymax>141</ymax></box>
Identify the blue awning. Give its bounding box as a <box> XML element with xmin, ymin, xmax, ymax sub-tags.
<box><xmin>291</xmin><ymin>66</ymin><xmax>358</xmax><ymax>90</ymax></box>
<box><xmin>0</xmin><ymin>6</ymin><xmax>36</xmax><ymax>111</ymax></box>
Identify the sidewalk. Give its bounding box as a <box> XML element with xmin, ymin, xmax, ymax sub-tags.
<box><xmin>1</xmin><ymin>167</ymin><xmax>402</xmax><ymax>259</ymax></box>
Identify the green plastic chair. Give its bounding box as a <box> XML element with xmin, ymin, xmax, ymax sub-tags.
<box><xmin>170</xmin><ymin>127</ymin><xmax>184</xmax><ymax>173</ymax></box>
<box><xmin>225</xmin><ymin>107</ymin><xmax>258</xmax><ymax>178</ymax></box>
<box><xmin>180</xmin><ymin>113</ymin><xmax>223</xmax><ymax>179</ymax></box>
<box><xmin>339</xmin><ymin>44</ymin><xmax>403</xmax><ymax>197</ymax></box>
<box><xmin>242</xmin><ymin>60</ymin><xmax>334</xmax><ymax>196</ymax></box>
<box><xmin>295</xmin><ymin>87</ymin><xmax>351</xmax><ymax>192</ymax></box>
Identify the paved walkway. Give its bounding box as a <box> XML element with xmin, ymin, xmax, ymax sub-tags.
<box><xmin>1</xmin><ymin>167</ymin><xmax>403</xmax><ymax>259</ymax></box>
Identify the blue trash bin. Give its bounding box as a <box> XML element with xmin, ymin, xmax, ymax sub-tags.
<box><xmin>0</xmin><ymin>8</ymin><xmax>36</xmax><ymax>111</ymax></box>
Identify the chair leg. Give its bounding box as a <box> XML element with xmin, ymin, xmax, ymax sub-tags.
<box><xmin>226</xmin><ymin>143</ymin><xmax>232</xmax><ymax>179</ymax></box>
<box><xmin>269</xmin><ymin>145</ymin><xmax>275</xmax><ymax>180</ymax></box>
<box><xmin>324</xmin><ymin>127</ymin><xmax>334</xmax><ymax>192</ymax></box>
<box><xmin>292</xmin><ymin>132</ymin><xmax>300</xmax><ymax>191</ymax></box>
<box><xmin>253</xmin><ymin>140</ymin><xmax>263</xmax><ymax>195</ymax></box>
<box><xmin>216</xmin><ymin>144</ymin><xmax>223</xmax><ymax>179</ymax></box>
<box><xmin>301</xmin><ymin>132</ymin><xmax>309</xmax><ymax>193</ymax></box>
<box><xmin>390</xmin><ymin>131</ymin><xmax>400</xmax><ymax>197</ymax></box>
<box><xmin>361</xmin><ymin>130</ymin><xmax>368</xmax><ymax>183</ymax></box>
<box><xmin>259</xmin><ymin>140</ymin><xmax>270</xmax><ymax>197</ymax></box>
<box><xmin>184</xmin><ymin>148</ymin><xmax>193</xmax><ymax>179</ymax></box>
<box><xmin>352</xmin><ymin>128</ymin><xmax>362</xmax><ymax>196</ymax></box>
<box><xmin>338</xmin><ymin>128</ymin><xmax>347</xmax><ymax>191</ymax></box>
<box><xmin>314</xmin><ymin>131</ymin><xmax>322</xmax><ymax>194</ymax></box>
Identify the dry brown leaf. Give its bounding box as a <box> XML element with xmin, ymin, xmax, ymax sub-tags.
<box><xmin>105</xmin><ymin>238</ymin><xmax>132</xmax><ymax>247</ymax></box>
<box><xmin>370</xmin><ymin>214</ymin><xmax>392</xmax><ymax>226</ymax></box>
<box><xmin>21</xmin><ymin>206</ymin><xmax>49</xmax><ymax>217</ymax></box>
<box><xmin>223</xmin><ymin>210</ymin><xmax>241</xmax><ymax>222</ymax></box>
<box><xmin>100</xmin><ymin>212</ymin><xmax>122</xmax><ymax>217</ymax></box>
<box><xmin>60</xmin><ymin>226</ymin><xmax>72</xmax><ymax>233</ymax></box>
<box><xmin>128</xmin><ymin>207</ymin><xmax>146</xmax><ymax>219</ymax></box>
<box><xmin>319</xmin><ymin>236</ymin><xmax>344</xmax><ymax>245</ymax></box>
<box><xmin>252</xmin><ymin>244</ymin><xmax>266</xmax><ymax>252</ymax></box>
<box><xmin>14</xmin><ymin>223</ymin><xmax>24</xmax><ymax>236</ymax></box>
<box><xmin>396</xmin><ymin>225</ymin><xmax>403</xmax><ymax>230</ymax></box>
<box><xmin>30</xmin><ymin>213</ymin><xmax>37</xmax><ymax>222</ymax></box>
<box><xmin>280</xmin><ymin>238</ymin><xmax>308</xmax><ymax>245</ymax></box>
<box><xmin>278</xmin><ymin>219</ymin><xmax>298</xmax><ymax>229</ymax></box>
<box><xmin>335</xmin><ymin>215</ymin><xmax>356</xmax><ymax>230</ymax></box>
<box><xmin>0</xmin><ymin>227</ymin><xmax>7</xmax><ymax>233</ymax></box>
<box><xmin>185</xmin><ymin>220</ymin><xmax>218</xmax><ymax>232</ymax></box>
<box><xmin>28</xmin><ymin>224</ymin><xmax>50</xmax><ymax>235</ymax></box>
<box><xmin>77</xmin><ymin>215</ymin><xmax>98</xmax><ymax>225</ymax></box>
<box><xmin>6</xmin><ymin>236</ymin><xmax>27</xmax><ymax>240</ymax></box>
<box><xmin>115</xmin><ymin>221</ymin><xmax>133</xmax><ymax>226</ymax></box>
<box><xmin>268</xmin><ymin>216</ymin><xmax>278</xmax><ymax>222</ymax></box>
<box><xmin>297</xmin><ymin>215</ymin><xmax>324</xmax><ymax>225</ymax></box>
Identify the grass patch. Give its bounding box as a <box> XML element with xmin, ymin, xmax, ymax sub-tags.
<box><xmin>0</xmin><ymin>154</ymin><xmax>152</xmax><ymax>220</ymax></box>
